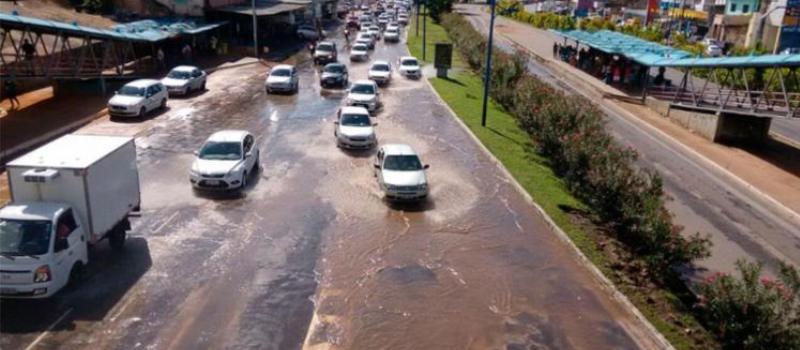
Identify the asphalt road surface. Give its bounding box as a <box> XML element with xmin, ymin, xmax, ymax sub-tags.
<box><xmin>0</xmin><ymin>21</ymin><xmax>663</xmax><ymax>350</ymax></box>
<box><xmin>460</xmin><ymin>4</ymin><xmax>800</xmax><ymax>278</ymax></box>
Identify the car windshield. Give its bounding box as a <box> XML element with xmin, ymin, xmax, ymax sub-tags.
<box><xmin>402</xmin><ymin>59</ymin><xmax>418</xmax><ymax>66</ymax></box>
<box><xmin>118</xmin><ymin>85</ymin><xmax>145</xmax><ymax>96</ymax></box>
<box><xmin>341</xmin><ymin>113</ymin><xmax>371</xmax><ymax>126</ymax></box>
<box><xmin>383</xmin><ymin>155</ymin><xmax>423</xmax><ymax>171</ymax></box>
<box><xmin>325</xmin><ymin>65</ymin><xmax>345</xmax><ymax>73</ymax></box>
<box><xmin>387</xmin><ymin>29</ymin><xmax>398</xmax><ymax>34</ymax></box>
<box><xmin>199</xmin><ymin>141</ymin><xmax>242</xmax><ymax>160</ymax></box>
<box><xmin>0</xmin><ymin>219</ymin><xmax>52</xmax><ymax>256</ymax></box>
<box><xmin>353</xmin><ymin>45</ymin><xmax>368</xmax><ymax>51</ymax></box>
<box><xmin>372</xmin><ymin>64</ymin><xmax>390</xmax><ymax>72</ymax></box>
<box><xmin>317</xmin><ymin>44</ymin><xmax>334</xmax><ymax>52</ymax></box>
<box><xmin>167</xmin><ymin>70</ymin><xmax>191</xmax><ymax>79</ymax></box>
<box><xmin>271</xmin><ymin>69</ymin><xmax>291</xmax><ymax>77</ymax></box>
<box><xmin>351</xmin><ymin>84</ymin><xmax>375</xmax><ymax>94</ymax></box>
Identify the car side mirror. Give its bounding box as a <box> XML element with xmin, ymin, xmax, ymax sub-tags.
<box><xmin>334</xmin><ymin>121</ymin><xmax>339</xmax><ymax>125</ymax></box>
<box><xmin>423</xmin><ymin>164</ymin><xmax>430</xmax><ymax>169</ymax></box>
<box><xmin>373</xmin><ymin>164</ymin><xmax>380</xmax><ymax>169</ymax></box>
<box><xmin>54</xmin><ymin>238</ymin><xmax>68</xmax><ymax>252</ymax></box>
<box><xmin>246</xmin><ymin>151</ymin><xmax>253</xmax><ymax>158</ymax></box>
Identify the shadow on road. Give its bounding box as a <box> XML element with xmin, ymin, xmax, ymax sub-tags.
<box><xmin>0</xmin><ymin>237</ymin><xmax>152</xmax><ymax>334</ymax></box>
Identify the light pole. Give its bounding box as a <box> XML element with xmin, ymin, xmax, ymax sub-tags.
<box><xmin>252</xmin><ymin>0</ymin><xmax>258</xmax><ymax>57</ymax></box>
<box><xmin>416</xmin><ymin>0</ymin><xmax>420</xmax><ymax>36</ymax></box>
<box><xmin>481</xmin><ymin>0</ymin><xmax>496</xmax><ymax>127</ymax></box>
<box><xmin>422</xmin><ymin>0</ymin><xmax>427</xmax><ymax>61</ymax></box>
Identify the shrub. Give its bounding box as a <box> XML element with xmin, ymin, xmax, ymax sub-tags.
<box><xmin>440</xmin><ymin>13</ymin><xmax>710</xmax><ymax>275</ymax></box>
<box><xmin>698</xmin><ymin>261</ymin><xmax>800</xmax><ymax>349</ymax></box>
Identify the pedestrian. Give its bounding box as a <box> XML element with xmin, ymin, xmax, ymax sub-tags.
<box><xmin>4</xmin><ymin>80</ymin><xmax>20</xmax><ymax>110</ymax></box>
<box><xmin>181</xmin><ymin>43</ymin><xmax>192</xmax><ymax>64</ymax></box>
<box><xmin>21</xmin><ymin>39</ymin><xmax>35</xmax><ymax>61</ymax></box>
<box><xmin>156</xmin><ymin>47</ymin><xmax>165</xmax><ymax>70</ymax></box>
<box><xmin>210</xmin><ymin>35</ymin><xmax>218</xmax><ymax>55</ymax></box>
<box><xmin>553</xmin><ymin>42</ymin><xmax>558</xmax><ymax>58</ymax></box>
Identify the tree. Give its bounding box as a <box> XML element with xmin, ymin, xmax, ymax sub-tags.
<box><xmin>425</xmin><ymin>0</ymin><xmax>455</xmax><ymax>22</ymax></box>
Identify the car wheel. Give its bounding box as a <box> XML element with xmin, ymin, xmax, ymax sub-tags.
<box><xmin>201</xmin><ymin>81</ymin><xmax>206</xmax><ymax>90</ymax></box>
<box><xmin>160</xmin><ymin>99</ymin><xmax>167</xmax><ymax>109</ymax></box>
<box><xmin>138</xmin><ymin>106</ymin><xmax>146</xmax><ymax>118</ymax></box>
<box><xmin>241</xmin><ymin>172</ymin><xmax>248</xmax><ymax>189</ymax></box>
<box><xmin>266</xmin><ymin>87</ymin><xmax>272</xmax><ymax>94</ymax></box>
<box><xmin>67</xmin><ymin>262</ymin><xmax>85</xmax><ymax>289</ymax></box>
<box><xmin>254</xmin><ymin>157</ymin><xmax>260</xmax><ymax>172</ymax></box>
<box><xmin>109</xmin><ymin>224</ymin><xmax>126</xmax><ymax>250</ymax></box>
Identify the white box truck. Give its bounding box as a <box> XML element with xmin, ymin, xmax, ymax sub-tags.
<box><xmin>0</xmin><ymin>134</ymin><xmax>141</xmax><ymax>298</ymax></box>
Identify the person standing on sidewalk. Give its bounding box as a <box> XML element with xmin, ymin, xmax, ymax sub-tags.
<box><xmin>157</xmin><ymin>47</ymin><xmax>165</xmax><ymax>71</ymax></box>
<box><xmin>4</xmin><ymin>80</ymin><xmax>20</xmax><ymax>110</ymax></box>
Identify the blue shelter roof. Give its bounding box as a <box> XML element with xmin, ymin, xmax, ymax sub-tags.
<box><xmin>552</xmin><ymin>29</ymin><xmax>800</xmax><ymax>68</ymax></box>
<box><xmin>0</xmin><ymin>12</ymin><xmax>226</xmax><ymax>42</ymax></box>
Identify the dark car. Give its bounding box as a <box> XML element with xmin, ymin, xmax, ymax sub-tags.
<box><xmin>320</xmin><ymin>62</ymin><xmax>349</xmax><ymax>88</ymax></box>
<box><xmin>313</xmin><ymin>41</ymin><xmax>338</xmax><ymax>65</ymax></box>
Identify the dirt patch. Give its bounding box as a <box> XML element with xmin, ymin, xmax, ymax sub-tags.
<box><xmin>0</xmin><ymin>0</ymin><xmax>118</xmax><ymax>27</ymax></box>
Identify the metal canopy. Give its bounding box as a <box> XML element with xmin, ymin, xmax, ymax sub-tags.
<box><xmin>552</xmin><ymin>29</ymin><xmax>800</xmax><ymax>68</ymax></box>
<box><xmin>0</xmin><ymin>12</ymin><xmax>226</xmax><ymax>43</ymax></box>
<box><xmin>215</xmin><ymin>0</ymin><xmax>311</xmax><ymax>16</ymax></box>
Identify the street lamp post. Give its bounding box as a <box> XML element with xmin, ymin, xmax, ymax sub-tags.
<box><xmin>252</xmin><ymin>0</ymin><xmax>258</xmax><ymax>57</ymax></box>
<box><xmin>422</xmin><ymin>0</ymin><xmax>427</xmax><ymax>60</ymax></box>
<box><xmin>416</xmin><ymin>0</ymin><xmax>420</xmax><ymax>36</ymax></box>
<box><xmin>481</xmin><ymin>0</ymin><xmax>497</xmax><ymax>127</ymax></box>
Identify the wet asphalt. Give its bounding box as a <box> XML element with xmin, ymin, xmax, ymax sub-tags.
<box><xmin>0</xmin><ymin>23</ymin><xmax>661</xmax><ymax>350</ymax></box>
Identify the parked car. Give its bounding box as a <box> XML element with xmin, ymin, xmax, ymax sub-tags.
<box><xmin>265</xmin><ymin>64</ymin><xmax>299</xmax><ymax>94</ymax></box>
<box><xmin>398</xmin><ymin>56</ymin><xmax>421</xmax><ymax>79</ymax></box>
<box><xmin>161</xmin><ymin>65</ymin><xmax>206</xmax><ymax>96</ymax></box>
<box><xmin>321</xmin><ymin>62</ymin><xmax>349</xmax><ymax>88</ymax></box>
<box><xmin>190</xmin><ymin>130</ymin><xmax>259</xmax><ymax>192</ymax></box>
<box><xmin>314</xmin><ymin>41</ymin><xmax>338</xmax><ymax>65</ymax></box>
<box><xmin>0</xmin><ymin>134</ymin><xmax>140</xmax><ymax>298</ymax></box>
<box><xmin>384</xmin><ymin>27</ymin><xmax>400</xmax><ymax>42</ymax></box>
<box><xmin>334</xmin><ymin>106</ymin><xmax>377</xmax><ymax>149</ymax></box>
<box><xmin>781</xmin><ymin>47</ymin><xmax>800</xmax><ymax>55</ymax></box>
<box><xmin>350</xmin><ymin>43</ymin><xmax>370</xmax><ymax>62</ymax></box>
<box><xmin>107</xmin><ymin>79</ymin><xmax>167</xmax><ymax>118</ymax></box>
<box><xmin>368</xmin><ymin>60</ymin><xmax>393</xmax><ymax>86</ymax></box>
<box><xmin>296</xmin><ymin>24</ymin><xmax>323</xmax><ymax>40</ymax></box>
<box><xmin>701</xmin><ymin>38</ymin><xmax>723</xmax><ymax>48</ymax></box>
<box><xmin>706</xmin><ymin>44</ymin><xmax>723</xmax><ymax>57</ymax></box>
<box><xmin>356</xmin><ymin>32</ymin><xmax>375</xmax><ymax>49</ymax></box>
<box><xmin>346</xmin><ymin>80</ymin><xmax>380</xmax><ymax>112</ymax></box>
<box><xmin>374</xmin><ymin>144</ymin><xmax>429</xmax><ymax>201</ymax></box>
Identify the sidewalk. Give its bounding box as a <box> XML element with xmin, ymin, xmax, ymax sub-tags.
<box><xmin>459</xmin><ymin>5</ymin><xmax>800</xmax><ymax>218</ymax></box>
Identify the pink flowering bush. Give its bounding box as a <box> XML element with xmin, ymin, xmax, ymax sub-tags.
<box><xmin>698</xmin><ymin>260</ymin><xmax>800</xmax><ymax>349</ymax></box>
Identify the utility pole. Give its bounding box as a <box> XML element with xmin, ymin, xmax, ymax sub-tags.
<box><xmin>481</xmin><ymin>0</ymin><xmax>496</xmax><ymax>127</ymax></box>
<box><xmin>252</xmin><ymin>0</ymin><xmax>258</xmax><ymax>57</ymax></box>
<box><xmin>422</xmin><ymin>0</ymin><xmax>427</xmax><ymax>60</ymax></box>
<box><xmin>416</xmin><ymin>0</ymin><xmax>420</xmax><ymax>36</ymax></box>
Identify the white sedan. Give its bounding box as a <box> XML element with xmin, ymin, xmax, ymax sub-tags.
<box><xmin>190</xmin><ymin>130</ymin><xmax>260</xmax><ymax>192</ymax></box>
<box><xmin>398</xmin><ymin>56</ymin><xmax>421</xmax><ymax>79</ymax></box>
<box><xmin>368</xmin><ymin>61</ymin><xmax>393</xmax><ymax>86</ymax></box>
<box><xmin>350</xmin><ymin>43</ymin><xmax>370</xmax><ymax>62</ymax></box>
<box><xmin>346</xmin><ymin>80</ymin><xmax>380</xmax><ymax>112</ymax></box>
<box><xmin>374</xmin><ymin>144</ymin><xmax>430</xmax><ymax>201</ymax></box>
<box><xmin>161</xmin><ymin>66</ymin><xmax>206</xmax><ymax>96</ymax></box>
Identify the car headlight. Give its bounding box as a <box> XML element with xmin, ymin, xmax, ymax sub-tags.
<box><xmin>418</xmin><ymin>183</ymin><xmax>428</xmax><ymax>190</ymax></box>
<box><xmin>190</xmin><ymin>169</ymin><xmax>200</xmax><ymax>176</ymax></box>
<box><xmin>33</xmin><ymin>265</ymin><xmax>51</xmax><ymax>283</ymax></box>
<box><xmin>227</xmin><ymin>164</ymin><xmax>244</xmax><ymax>177</ymax></box>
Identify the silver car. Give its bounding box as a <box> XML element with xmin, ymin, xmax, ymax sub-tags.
<box><xmin>334</xmin><ymin>106</ymin><xmax>377</xmax><ymax>149</ymax></box>
<box><xmin>374</xmin><ymin>144</ymin><xmax>430</xmax><ymax>201</ymax></box>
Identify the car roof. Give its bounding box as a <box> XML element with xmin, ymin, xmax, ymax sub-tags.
<box><xmin>171</xmin><ymin>65</ymin><xmax>198</xmax><ymax>72</ymax></box>
<box><xmin>352</xmin><ymin>79</ymin><xmax>376</xmax><ymax>86</ymax></box>
<box><xmin>371</xmin><ymin>60</ymin><xmax>390</xmax><ymax>66</ymax></box>
<box><xmin>341</xmin><ymin>106</ymin><xmax>370</xmax><ymax>115</ymax></box>
<box><xmin>352</xmin><ymin>43</ymin><xmax>368</xmax><ymax>49</ymax></box>
<box><xmin>325</xmin><ymin>62</ymin><xmax>346</xmax><ymax>68</ymax></box>
<box><xmin>126</xmin><ymin>79</ymin><xmax>161</xmax><ymax>87</ymax></box>
<box><xmin>318</xmin><ymin>41</ymin><xmax>335</xmax><ymax>46</ymax></box>
<box><xmin>206</xmin><ymin>130</ymin><xmax>249</xmax><ymax>143</ymax></box>
<box><xmin>381</xmin><ymin>144</ymin><xmax>417</xmax><ymax>156</ymax></box>
<box><xmin>272</xmin><ymin>64</ymin><xmax>294</xmax><ymax>71</ymax></box>
<box><xmin>400</xmin><ymin>56</ymin><xmax>418</xmax><ymax>61</ymax></box>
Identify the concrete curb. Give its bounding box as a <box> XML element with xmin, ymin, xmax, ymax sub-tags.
<box><xmin>509</xmin><ymin>39</ymin><xmax>800</xmax><ymax>225</ymax></box>
<box><xmin>421</xmin><ymin>73</ymin><xmax>675</xmax><ymax>350</ymax></box>
<box><xmin>0</xmin><ymin>109</ymin><xmax>107</xmax><ymax>165</ymax></box>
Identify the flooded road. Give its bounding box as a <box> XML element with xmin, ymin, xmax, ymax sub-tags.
<box><xmin>1</xmin><ymin>21</ymin><xmax>663</xmax><ymax>350</ymax></box>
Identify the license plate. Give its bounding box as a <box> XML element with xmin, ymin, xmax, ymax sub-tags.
<box><xmin>205</xmin><ymin>180</ymin><xmax>220</xmax><ymax>185</ymax></box>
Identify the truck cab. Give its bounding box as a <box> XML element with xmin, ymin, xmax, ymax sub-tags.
<box><xmin>0</xmin><ymin>203</ymin><xmax>88</xmax><ymax>298</ymax></box>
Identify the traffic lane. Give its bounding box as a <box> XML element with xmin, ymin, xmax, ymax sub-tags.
<box><xmin>0</xmin><ymin>58</ymin><xmax>268</xmax><ymax>350</ymax></box>
<box><xmin>304</xmin><ymin>32</ymin><xmax>658</xmax><ymax>349</ymax></box>
<box><xmin>0</xmin><ymin>56</ymin><xmax>337</xmax><ymax>350</ymax></box>
<box><xmin>772</xmin><ymin>118</ymin><xmax>800</xmax><ymax>146</ymax></box>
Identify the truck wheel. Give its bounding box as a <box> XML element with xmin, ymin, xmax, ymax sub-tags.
<box><xmin>109</xmin><ymin>226</ymin><xmax>126</xmax><ymax>250</ymax></box>
<box><xmin>67</xmin><ymin>262</ymin><xmax>84</xmax><ymax>288</ymax></box>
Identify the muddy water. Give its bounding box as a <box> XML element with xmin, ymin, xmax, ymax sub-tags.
<box><xmin>304</xmin><ymin>31</ymin><xmax>654</xmax><ymax>349</ymax></box>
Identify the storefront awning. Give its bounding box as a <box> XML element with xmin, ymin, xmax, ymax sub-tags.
<box><xmin>216</xmin><ymin>0</ymin><xmax>310</xmax><ymax>16</ymax></box>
